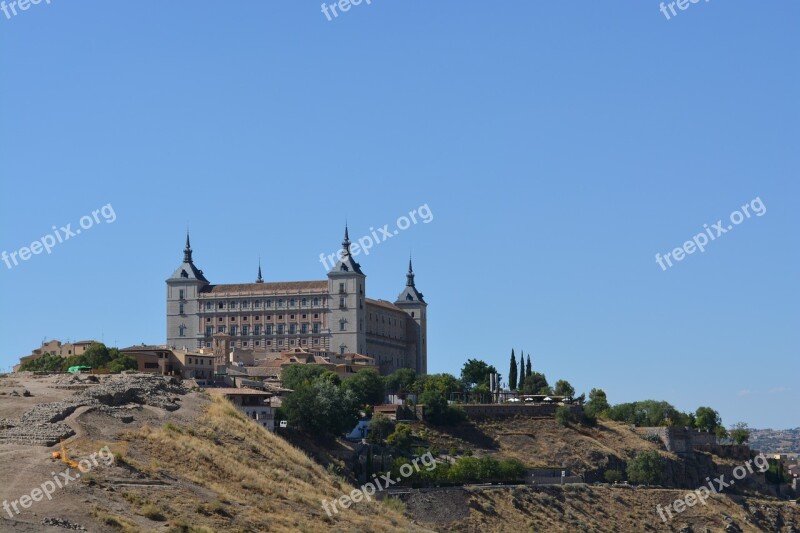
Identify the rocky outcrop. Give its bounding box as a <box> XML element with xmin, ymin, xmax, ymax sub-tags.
<box><xmin>0</xmin><ymin>374</ymin><xmax>187</xmax><ymax>446</ymax></box>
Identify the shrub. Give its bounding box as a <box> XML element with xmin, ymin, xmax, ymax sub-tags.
<box><xmin>604</xmin><ymin>469</ymin><xmax>624</xmax><ymax>483</ymax></box>
<box><xmin>626</xmin><ymin>450</ymin><xmax>662</xmax><ymax>485</ymax></box>
<box><xmin>141</xmin><ymin>504</ymin><xmax>166</xmax><ymax>521</ymax></box>
<box><xmin>555</xmin><ymin>405</ymin><xmax>572</xmax><ymax>426</ymax></box>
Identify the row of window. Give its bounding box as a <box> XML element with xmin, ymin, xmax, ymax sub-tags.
<box><xmin>205</xmin><ymin>313</ymin><xmax>321</xmax><ymax>322</ymax></box>
<box><xmin>202</xmin><ymin>297</ymin><xmax>325</xmax><ymax>310</ymax></box>
<box><xmin>203</xmin><ymin>338</ymin><xmax>321</xmax><ymax>348</ymax></box>
<box><xmin>206</xmin><ymin>324</ymin><xmax>321</xmax><ymax>336</ymax></box>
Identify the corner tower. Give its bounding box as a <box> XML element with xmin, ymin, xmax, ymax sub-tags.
<box><xmin>327</xmin><ymin>226</ymin><xmax>367</xmax><ymax>355</ymax></box>
<box><xmin>394</xmin><ymin>258</ymin><xmax>428</xmax><ymax>374</ymax></box>
<box><xmin>166</xmin><ymin>232</ymin><xmax>209</xmax><ymax>349</ymax></box>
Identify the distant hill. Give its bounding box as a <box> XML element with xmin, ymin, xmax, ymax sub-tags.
<box><xmin>749</xmin><ymin>427</ymin><xmax>800</xmax><ymax>455</ymax></box>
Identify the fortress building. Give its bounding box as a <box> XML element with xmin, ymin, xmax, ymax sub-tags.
<box><xmin>166</xmin><ymin>228</ymin><xmax>427</xmax><ymax>375</ymax></box>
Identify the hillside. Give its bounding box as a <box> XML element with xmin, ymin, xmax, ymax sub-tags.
<box><xmin>1</xmin><ymin>372</ymin><xmax>797</xmax><ymax>532</ymax></box>
<box><xmin>0</xmin><ymin>373</ymin><xmax>425</xmax><ymax>532</ymax></box>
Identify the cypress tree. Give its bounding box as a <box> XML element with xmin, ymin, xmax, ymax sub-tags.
<box><xmin>526</xmin><ymin>354</ymin><xmax>532</xmax><ymax>376</ymax></box>
<box><xmin>519</xmin><ymin>351</ymin><xmax>526</xmax><ymax>389</ymax></box>
<box><xmin>509</xmin><ymin>349</ymin><xmax>518</xmax><ymax>390</ymax></box>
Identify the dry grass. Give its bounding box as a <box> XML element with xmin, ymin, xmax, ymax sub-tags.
<box><xmin>119</xmin><ymin>395</ymin><xmax>426</xmax><ymax>533</ymax></box>
<box><xmin>429</xmin><ymin>485</ymin><xmax>800</xmax><ymax>533</ymax></box>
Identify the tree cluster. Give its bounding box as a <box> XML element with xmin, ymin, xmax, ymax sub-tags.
<box><xmin>18</xmin><ymin>343</ymin><xmax>136</xmax><ymax>373</ymax></box>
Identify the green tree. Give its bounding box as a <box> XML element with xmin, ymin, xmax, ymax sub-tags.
<box><xmin>519</xmin><ymin>352</ymin><xmax>526</xmax><ymax>386</ymax></box>
<box><xmin>586</xmin><ymin>388</ymin><xmax>610</xmax><ymax>416</ymax></box>
<box><xmin>343</xmin><ymin>369</ymin><xmax>385</xmax><ymax>406</ymax></box>
<box><xmin>604</xmin><ymin>469</ymin><xmax>624</xmax><ymax>483</ymax></box>
<box><xmin>419</xmin><ymin>389</ymin><xmax>465</xmax><ymax>425</ymax></box>
<box><xmin>386</xmin><ymin>423</ymin><xmax>414</xmax><ymax>452</ymax></box>
<box><xmin>108</xmin><ymin>355</ymin><xmax>137</xmax><ymax>373</ymax></box>
<box><xmin>729</xmin><ymin>422</ymin><xmax>751</xmax><ymax>445</ymax></box>
<box><xmin>83</xmin><ymin>343</ymin><xmax>111</xmax><ymax>368</ymax></box>
<box><xmin>526</xmin><ymin>354</ymin><xmax>532</xmax><ymax>376</ymax></box>
<box><xmin>508</xmin><ymin>350</ymin><xmax>518</xmax><ymax>391</ymax></box>
<box><xmin>367</xmin><ymin>414</ymin><xmax>394</xmax><ymax>444</ymax></box>
<box><xmin>414</xmin><ymin>373</ymin><xmax>462</xmax><ymax>397</ymax></box>
<box><xmin>555</xmin><ymin>405</ymin><xmax>572</xmax><ymax>426</ymax></box>
<box><xmin>460</xmin><ymin>359</ymin><xmax>499</xmax><ymax>390</ymax></box>
<box><xmin>554</xmin><ymin>380</ymin><xmax>575</xmax><ymax>398</ymax></box>
<box><xmin>283</xmin><ymin>380</ymin><xmax>360</xmax><ymax>436</ymax></box>
<box><xmin>280</xmin><ymin>364</ymin><xmax>327</xmax><ymax>390</ymax></box>
<box><xmin>694</xmin><ymin>406</ymin><xmax>722</xmax><ymax>432</ymax></box>
<box><xmin>19</xmin><ymin>352</ymin><xmax>64</xmax><ymax>372</ymax></box>
<box><xmin>607</xmin><ymin>400</ymin><xmax>685</xmax><ymax>427</ymax></box>
<box><xmin>521</xmin><ymin>372</ymin><xmax>549</xmax><ymax>395</ymax></box>
<box><xmin>627</xmin><ymin>450</ymin><xmax>662</xmax><ymax>485</ymax></box>
<box><xmin>384</xmin><ymin>368</ymin><xmax>416</xmax><ymax>394</ymax></box>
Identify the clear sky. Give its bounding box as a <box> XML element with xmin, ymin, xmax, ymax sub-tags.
<box><xmin>1</xmin><ymin>1</ymin><xmax>797</xmax><ymax>429</ymax></box>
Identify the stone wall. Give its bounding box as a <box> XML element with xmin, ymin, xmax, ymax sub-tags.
<box><xmin>635</xmin><ymin>427</ymin><xmax>721</xmax><ymax>455</ymax></box>
<box><xmin>460</xmin><ymin>404</ymin><xmax>581</xmax><ymax>420</ymax></box>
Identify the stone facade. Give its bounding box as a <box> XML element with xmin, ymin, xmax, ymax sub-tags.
<box><xmin>166</xmin><ymin>229</ymin><xmax>427</xmax><ymax>375</ymax></box>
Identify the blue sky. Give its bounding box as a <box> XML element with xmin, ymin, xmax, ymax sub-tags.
<box><xmin>1</xmin><ymin>1</ymin><xmax>797</xmax><ymax>429</ymax></box>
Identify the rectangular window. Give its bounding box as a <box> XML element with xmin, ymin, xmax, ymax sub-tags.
<box><xmin>339</xmin><ymin>283</ymin><xmax>345</xmax><ymax>294</ymax></box>
<box><xmin>289</xmin><ymin>324</ymin><xmax>296</xmax><ymax>334</ymax></box>
<box><xmin>339</xmin><ymin>320</ymin><xmax>346</xmax><ymax>331</ymax></box>
<box><xmin>206</xmin><ymin>327</ymin><xmax>213</xmax><ymax>336</ymax></box>
<box><xmin>266</xmin><ymin>300</ymin><xmax>273</xmax><ymax>308</ymax></box>
<box><xmin>243</xmin><ymin>325</ymin><xmax>249</xmax><ymax>335</ymax></box>
<box><xmin>277</xmin><ymin>325</ymin><xmax>284</xmax><ymax>334</ymax></box>
<box><xmin>231</xmin><ymin>325</ymin><xmax>238</xmax><ymax>336</ymax></box>
<box><xmin>301</xmin><ymin>324</ymin><xmax>308</xmax><ymax>334</ymax></box>
<box><xmin>218</xmin><ymin>326</ymin><xmax>226</xmax><ymax>333</ymax></box>
<box><xmin>205</xmin><ymin>302</ymin><xmax>212</xmax><ymax>310</ymax></box>
<box><xmin>179</xmin><ymin>289</ymin><xmax>185</xmax><ymax>300</ymax></box>
<box><xmin>243</xmin><ymin>301</ymin><xmax>249</xmax><ymax>309</ymax></box>
<box><xmin>254</xmin><ymin>325</ymin><xmax>261</xmax><ymax>335</ymax></box>
<box><xmin>339</xmin><ymin>297</ymin><xmax>345</xmax><ymax>309</ymax></box>
<box><xmin>255</xmin><ymin>300</ymin><xmax>261</xmax><ymax>308</ymax></box>
<box><xmin>230</xmin><ymin>301</ymin><xmax>237</xmax><ymax>309</ymax></box>
<box><xmin>266</xmin><ymin>325</ymin><xmax>273</xmax><ymax>335</ymax></box>
<box><xmin>312</xmin><ymin>323</ymin><xmax>320</xmax><ymax>334</ymax></box>
<box><xmin>179</xmin><ymin>303</ymin><xmax>184</xmax><ymax>314</ymax></box>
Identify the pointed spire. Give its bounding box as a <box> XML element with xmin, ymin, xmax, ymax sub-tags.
<box><xmin>342</xmin><ymin>223</ymin><xmax>351</xmax><ymax>255</ymax></box>
<box><xmin>256</xmin><ymin>257</ymin><xmax>263</xmax><ymax>283</ymax></box>
<box><xmin>406</xmin><ymin>255</ymin><xmax>416</xmax><ymax>287</ymax></box>
<box><xmin>183</xmin><ymin>230</ymin><xmax>193</xmax><ymax>263</ymax></box>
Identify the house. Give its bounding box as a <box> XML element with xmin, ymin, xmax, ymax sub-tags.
<box><xmin>208</xmin><ymin>388</ymin><xmax>275</xmax><ymax>431</ymax></box>
<box><xmin>120</xmin><ymin>345</ymin><xmax>215</xmax><ymax>384</ymax></box>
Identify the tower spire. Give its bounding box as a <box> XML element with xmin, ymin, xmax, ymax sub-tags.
<box><xmin>256</xmin><ymin>257</ymin><xmax>263</xmax><ymax>283</ymax></box>
<box><xmin>342</xmin><ymin>224</ymin><xmax>351</xmax><ymax>255</ymax></box>
<box><xmin>406</xmin><ymin>256</ymin><xmax>415</xmax><ymax>287</ymax></box>
<box><xmin>183</xmin><ymin>230</ymin><xmax>193</xmax><ymax>263</ymax></box>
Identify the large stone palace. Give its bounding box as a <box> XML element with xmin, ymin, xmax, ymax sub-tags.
<box><xmin>166</xmin><ymin>228</ymin><xmax>427</xmax><ymax>375</ymax></box>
